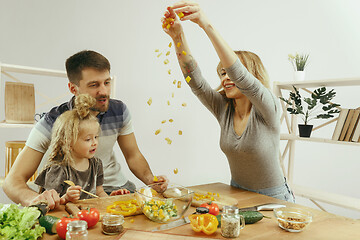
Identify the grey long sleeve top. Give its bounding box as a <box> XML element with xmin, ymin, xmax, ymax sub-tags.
<box><xmin>185</xmin><ymin>59</ymin><xmax>284</xmax><ymax>190</ymax></box>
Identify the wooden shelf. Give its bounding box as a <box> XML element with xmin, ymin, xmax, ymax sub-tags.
<box><xmin>1</xmin><ymin>63</ymin><xmax>67</xmax><ymax>77</ymax></box>
<box><xmin>280</xmin><ymin>134</ymin><xmax>360</xmax><ymax>146</ymax></box>
<box><xmin>274</xmin><ymin>77</ymin><xmax>360</xmax><ymax>90</ymax></box>
<box><xmin>0</xmin><ymin>122</ymin><xmax>35</xmax><ymax>128</ymax></box>
<box><xmin>292</xmin><ymin>184</ymin><xmax>360</xmax><ymax>212</ymax></box>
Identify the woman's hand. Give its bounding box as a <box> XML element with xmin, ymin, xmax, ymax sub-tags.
<box><xmin>62</xmin><ymin>185</ymin><xmax>81</xmax><ymax>203</ymax></box>
<box><xmin>162</xmin><ymin>6</ymin><xmax>184</xmax><ymax>39</ymax></box>
<box><xmin>171</xmin><ymin>1</ymin><xmax>210</xmax><ymax>29</ymax></box>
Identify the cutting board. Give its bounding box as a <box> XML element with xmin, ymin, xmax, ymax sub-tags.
<box><xmin>117</xmin><ymin>229</ymin><xmax>210</xmax><ymax>240</ymax></box>
<box><xmin>189</xmin><ymin>188</ymin><xmax>238</xmax><ymax>210</ymax></box>
<box><xmin>77</xmin><ymin>194</ymin><xmax>143</xmax><ymax>217</ymax></box>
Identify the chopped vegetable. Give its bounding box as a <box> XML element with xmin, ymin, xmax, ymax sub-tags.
<box><xmin>189</xmin><ymin>214</ymin><xmax>218</xmax><ymax>235</ymax></box>
<box><xmin>177</xmin><ymin>12</ymin><xmax>185</xmax><ymax>18</ymax></box>
<box><xmin>153</xmin><ymin>175</ymin><xmax>159</xmax><ymax>182</ymax></box>
<box><xmin>106</xmin><ymin>200</ymin><xmax>139</xmax><ymax>216</ymax></box>
<box><xmin>182</xmin><ymin>50</ymin><xmax>187</xmax><ymax>55</ymax></box>
<box><xmin>0</xmin><ymin>203</ymin><xmax>46</xmax><ymax>240</ymax></box>
<box><xmin>142</xmin><ymin>199</ymin><xmax>177</xmax><ymax>222</ymax></box>
<box><xmin>194</xmin><ymin>192</ymin><xmax>219</xmax><ymax>201</ymax></box>
<box><xmin>165</xmin><ymin>137</ymin><xmax>172</xmax><ymax>144</ymax></box>
<box><xmin>177</xmin><ymin>42</ymin><xmax>181</xmax><ymax>47</ymax></box>
<box><xmin>130</xmin><ymin>219</ymin><xmax>134</xmax><ymax>223</ymax></box>
<box><xmin>147</xmin><ymin>97</ymin><xmax>152</xmax><ymax>106</ymax></box>
<box><xmin>185</xmin><ymin>76</ymin><xmax>191</xmax><ymax>83</ymax></box>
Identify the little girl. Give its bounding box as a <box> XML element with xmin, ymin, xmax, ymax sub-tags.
<box><xmin>35</xmin><ymin>94</ymin><xmax>129</xmax><ymax>203</ymax></box>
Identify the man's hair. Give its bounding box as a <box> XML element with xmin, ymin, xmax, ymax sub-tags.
<box><xmin>65</xmin><ymin>50</ymin><xmax>111</xmax><ymax>85</ymax></box>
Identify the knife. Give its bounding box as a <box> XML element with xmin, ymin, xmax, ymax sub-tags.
<box><xmin>238</xmin><ymin>203</ymin><xmax>285</xmax><ymax>211</ymax></box>
<box><xmin>151</xmin><ymin>216</ymin><xmax>190</xmax><ymax>232</ymax></box>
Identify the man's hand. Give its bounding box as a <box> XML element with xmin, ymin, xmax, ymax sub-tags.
<box><xmin>110</xmin><ymin>189</ymin><xmax>130</xmax><ymax>196</ymax></box>
<box><xmin>28</xmin><ymin>189</ymin><xmax>64</xmax><ymax>210</ymax></box>
<box><xmin>151</xmin><ymin>175</ymin><xmax>169</xmax><ymax>193</ymax></box>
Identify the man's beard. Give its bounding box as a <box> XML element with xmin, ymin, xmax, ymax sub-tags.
<box><xmin>94</xmin><ymin>95</ymin><xmax>110</xmax><ymax>113</ymax></box>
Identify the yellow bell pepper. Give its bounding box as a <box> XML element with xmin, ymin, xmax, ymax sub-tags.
<box><xmin>106</xmin><ymin>200</ymin><xmax>139</xmax><ymax>216</ymax></box>
<box><xmin>188</xmin><ymin>214</ymin><xmax>218</xmax><ymax>235</ymax></box>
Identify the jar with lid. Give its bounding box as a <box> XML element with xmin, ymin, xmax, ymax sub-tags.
<box><xmin>102</xmin><ymin>214</ymin><xmax>124</xmax><ymax>235</ymax></box>
<box><xmin>221</xmin><ymin>206</ymin><xmax>245</xmax><ymax>238</ymax></box>
<box><xmin>66</xmin><ymin>220</ymin><xmax>88</xmax><ymax>240</ymax></box>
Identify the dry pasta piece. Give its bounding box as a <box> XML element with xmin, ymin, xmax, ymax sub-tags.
<box><xmin>165</xmin><ymin>137</ymin><xmax>172</xmax><ymax>145</ymax></box>
<box><xmin>182</xmin><ymin>103</ymin><xmax>187</xmax><ymax>107</ymax></box>
<box><xmin>157</xmin><ymin>52</ymin><xmax>163</xmax><ymax>58</ymax></box>
<box><xmin>166</xmin><ymin>51</ymin><xmax>170</xmax><ymax>56</ymax></box>
<box><xmin>164</xmin><ymin>59</ymin><xmax>169</xmax><ymax>65</ymax></box>
<box><xmin>173</xmin><ymin>80</ymin><xmax>177</xmax><ymax>85</ymax></box>
<box><xmin>147</xmin><ymin>97</ymin><xmax>152</xmax><ymax>106</ymax></box>
<box><xmin>182</xmin><ymin>50</ymin><xmax>187</xmax><ymax>55</ymax></box>
<box><xmin>177</xmin><ymin>42</ymin><xmax>181</xmax><ymax>47</ymax></box>
<box><xmin>185</xmin><ymin>76</ymin><xmax>191</xmax><ymax>83</ymax></box>
<box><xmin>168</xmin><ymin>69</ymin><xmax>171</xmax><ymax>75</ymax></box>
<box><xmin>172</xmin><ymin>92</ymin><xmax>174</xmax><ymax>98</ymax></box>
<box><xmin>155</xmin><ymin>49</ymin><xmax>159</xmax><ymax>52</ymax></box>
<box><xmin>169</xmin><ymin>119</ymin><xmax>174</xmax><ymax>122</ymax></box>
<box><xmin>177</xmin><ymin>81</ymin><xmax>182</xmax><ymax>88</ymax></box>
<box><xmin>161</xmin><ymin>120</ymin><xmax>166</xmax><ymax>124</ymax></box>
<box><xmin>168</xmin><ymin>42</ymin><xmax>172</xmax><ymax>47</ymax></box>
<box><xmin>178</xmin><ymin>130</ymin><xmax>182</xmax><ymax>135</ymax></box>
<box><xmin>167</xmin><ymin>100</ymin><xmax>170</xmax><ymax>105</ymax></box>
<box><xmin>173</xmin><ymin>168</ymin><xmax>179</xmax><ymax>174</ymax></box>
<box><xmin>155</xmin><ymin>129</ymin><xmax>161</xmax><ymax>135</ymax></box>
<box><xmin>177</xmin><ymin>12</ymin><xmax>184</xmax><ymax>18</ymax></box>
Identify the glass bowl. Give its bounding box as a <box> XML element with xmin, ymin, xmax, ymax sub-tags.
<box><xmin>273</xmin><ymin>207</ymin><xmax>312</xmax><ymax>232</ymax></box>
<box><xmin>135</xmin><ymin>182</ymin><xmax>193</xmax><ymax>223</ymax></box>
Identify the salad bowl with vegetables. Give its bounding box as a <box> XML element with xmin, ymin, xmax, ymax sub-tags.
<box><xmin>135</xmin><ymin>183</ymin><xmax>193</xmax><ymax>223</ymax></box>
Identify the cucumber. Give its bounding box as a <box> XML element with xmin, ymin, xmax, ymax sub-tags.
<box><xmin>239</xmin><ymin>211</ymin><xmax>264</xmax><ymax>224</ymax></box>
<box><xmin>38</xmin><ymin>215</ymin><xmax>60</xmax><ymax>234</ymax></box>
<box><xmin>216</xmin><ymin>211</ymin><xmax>264</xmax><ymax>227</ymax></box>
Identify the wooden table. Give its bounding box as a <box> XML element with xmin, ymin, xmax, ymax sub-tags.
<box><xmin>42</xmin><ymin>182</ymin><xmax>360</xmax><ymax>240</ymax></box>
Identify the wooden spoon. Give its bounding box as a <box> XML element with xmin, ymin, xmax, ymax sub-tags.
<box><xmin>64</xmin><ymin>180</ymin><xmax>99</xmax><ymax>198</ymax></box>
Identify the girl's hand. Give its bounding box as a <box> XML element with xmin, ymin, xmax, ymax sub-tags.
<box><xmin>63</xmin><ymin>185</ymin><xmax>81</xmax><ymax>203</ymax></box>
<box><xmin>110</xmin><ymin>189</ymin><xmax>130</xmax><ymax>196</ymax></box>
<box><xmin>171</xmin><ymin>1</ymin><xmax>210</xmax><ymax>29</ymax></box>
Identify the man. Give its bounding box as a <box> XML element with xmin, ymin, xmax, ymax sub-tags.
<box><xmin>3</xmin><ymin>50</ymin><xmax>167</xmax><ymax>209</ymax></box>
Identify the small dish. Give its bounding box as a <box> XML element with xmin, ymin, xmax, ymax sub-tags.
<box><xmin>273</xmin><ymin>207</ymin><xmax>312</xmax><ymax>232</ymax></box>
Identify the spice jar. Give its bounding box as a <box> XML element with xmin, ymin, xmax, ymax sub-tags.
<box><xmin>102</xmin><ymin>214</ymin><xmax>124</xmax><ymax>235</ymax></box>
<box><xmin>66</xmin><ymin>220</ymin><xmax>88</xmax><ymax>240</ymax></box>
<box><xmin>221</xmin><ymin>206</ymin><xmax>245</xmax><ymax>238</ymax></box>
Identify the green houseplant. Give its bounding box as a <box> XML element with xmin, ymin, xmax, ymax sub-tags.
<box><xmin>280</xmin><ymin>86</ymin><xmax>340</xmax><ymax>137</ymax></box>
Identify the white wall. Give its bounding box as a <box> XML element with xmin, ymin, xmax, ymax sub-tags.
<box><xmin>1</xmin><ymin>0</ymin><xmax>360</xmax><ymax>219</ymax></box>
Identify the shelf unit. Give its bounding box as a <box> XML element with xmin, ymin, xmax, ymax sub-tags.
<box><xmin>274</xmin><ymin>77</ymin><xmax>360</xmax><ymax>212</ymax></box>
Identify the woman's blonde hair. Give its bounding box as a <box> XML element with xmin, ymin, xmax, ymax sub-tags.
<box><xmin>47</xmin><ymin>94</ymin><xmax>99</xmax><ymax>166</ymax></box>
<box><xmin>215</xmin><ymin>51</ymin><xmax>270</xmax><ymax>95</ymax></box>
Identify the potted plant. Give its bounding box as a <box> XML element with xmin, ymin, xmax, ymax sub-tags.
<box><xmin>280</xmin><ymin>86</ymin><xmax>340</xmax><ymax>137</ymax></box>
<box><xmin>288</xmin><ymin>53</ymin><xmax>309</xmax><ymax>81</ymax></box>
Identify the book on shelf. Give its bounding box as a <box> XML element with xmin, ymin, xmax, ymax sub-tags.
<box><xmin>344</xmin><ymin>108</ymin><xmax>360</xmax><ymax>141</ymax></box>
<box><xmin>351</xmin><ymin>111</ymin><xmax>360</xmax><ymax>142</ymax></box>
<box><xmin>332</xmin><ymin>108</ymin><xmax>349</xmax><ymax>141</ymax></box>
<box><xmin>339</xmin><ymin>109</ymin><xmax>355</xmax><ymax>141</ymax></box>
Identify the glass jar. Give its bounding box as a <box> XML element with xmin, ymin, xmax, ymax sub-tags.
<box><xmin>221</xmin><ymin>206</ymin><xmax>245</xmax><ymax>238</ymax></box>
<box><xmin>102</xmin><ymin>214</ymin><xmax>124</xmax><ymax>235</ymax></box>
<box><xmin>66</xmin><ymin>220</ymin><xmax>88</xmax><ymax>240</ymax></box>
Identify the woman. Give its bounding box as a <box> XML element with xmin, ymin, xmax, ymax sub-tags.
<box><xmin>162</xmin><ymin>1</ymin><xmax>294</xmax><ymax>202</ymax></box>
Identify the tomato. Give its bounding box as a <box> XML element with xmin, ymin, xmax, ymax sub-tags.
<box><xmin>78</xmin><ymin>208</ymin><xmax>100</xmax><ymax>228</ymax></box>
<box><xmin>200</xmin><ymin>202</ymin><xmax>220</xmax><ymax>216</ymax></box>
<box><xmin>56</xmin><ymin>217</ymin><xmax>79</xmax><ymax>239</ymax></box>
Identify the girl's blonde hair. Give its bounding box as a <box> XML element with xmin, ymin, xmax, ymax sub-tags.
<box><xmin>47</xmin><ymin>94</ymin><xmax>99</xmax><ymax>166</ymax></box>
<box><xmin>215</xmin><ymin>51</ymin><xmax>270</xmax><ymax>95</ymax></box>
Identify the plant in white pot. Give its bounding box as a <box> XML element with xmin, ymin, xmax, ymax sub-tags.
<box><xmin>280</xmin><ymin>86</ymin><xmax>340</xmax><ymax>137</ymax></box>
<box><xmin>288</xmin><ymin>53</ymin><xmax>309</xmax><ymax>81</ymax></box>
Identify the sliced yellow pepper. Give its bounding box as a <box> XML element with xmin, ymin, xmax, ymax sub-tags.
<box><xmin>106</xmin><ymin>200</ymin><xmax>139</xmax><ymax>216</ymax></box>
<box><xmin>189</xmin><ymin>214</ymin><xmax>218</xmax><ymax>235</ymax></box>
